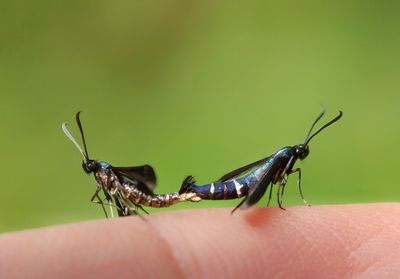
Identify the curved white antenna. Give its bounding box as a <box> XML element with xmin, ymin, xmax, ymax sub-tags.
<box><xmin>62</xmin><ymin>122</ymin><xmax>87</xmax><ymax>160</ymax></box>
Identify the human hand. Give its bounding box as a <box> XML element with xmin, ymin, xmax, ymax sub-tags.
<box><xmin>0</xmin><ymin>203</ymin><xmax>399</xmax><ymax>278</ymax></box>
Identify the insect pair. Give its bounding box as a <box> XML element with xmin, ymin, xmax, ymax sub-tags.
<box><xmin>62</xmin><ymin>108</ymin><xmax>342</xmax><ymax>217</ymax></box>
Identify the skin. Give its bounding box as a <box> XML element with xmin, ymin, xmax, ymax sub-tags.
<box><xmin>0</xmin><ymin>203</ymin><xmax>399</xmax><ymax>278</ymax></box>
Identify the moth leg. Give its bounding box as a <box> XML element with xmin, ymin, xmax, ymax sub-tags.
<box><xmin>266</xmin><ymin>184</ymin><xmax>274</xmax><ymax>206</ymax></box>
<box><xmin>103</xmin><ymin>190</ymin><xmax>116</xmax><ymax>217</ymax></box>
<box><xmin>290</xmin><ymin>168</ymin><xmax>311</xmax><ymax>207</ymax></box>
<box><xmin>108</xmin><ymin>200</ymin><xmax>114</xmax><ymax>218</ymax></box>
<box><xmin>112</xmin><ymin>196</ymin><xmax>127</xmax><ymax>217</ymax></box>
<box><xmin>125</xmin><ymin>204</ymin><xmax>147</xmax><ymax>221</ymax></box>
<box><xmin>90</xmin><ymin>187</ymin><xmax>109</xmax><ymax>218</ymax></box>
<box><xmin>112</xmin><ymin>191</ymin><xmax>133</xmax><ymax>217</ymax></box>
<box><xmin>275</xmin><ymin>156</ymin><xmax>295</xmax><ymax>210</ymax></box>
<box><xmin>280</xmin><ymin>174</ymin><xmax>288</xmax><ymax>197</ymax></box>
<box><xmin>277</xmin><ymin>183</ymin><xmax>286</xmax><ymax>210</ymax></box>
<box><xmin>90</xmin><ymin>186</ymin><xmax>102</xmax><ymax>202</ymax></box>
<box><xmin>137</xmin><ymin>204</ymin><xmax>149</xmax><ymax>215</ymax></box>
<box><xmin>122</xmin><ymin>204</ymin><xmax>147</xmax><ymax>220</ymax></box>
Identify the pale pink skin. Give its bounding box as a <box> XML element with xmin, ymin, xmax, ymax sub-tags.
<box><xmin>1</xmin><ymin>204</ymin><xmax>400</xmax><ymax>278</ymax></box>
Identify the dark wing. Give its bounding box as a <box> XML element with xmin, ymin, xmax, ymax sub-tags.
<box><xmin>216</xmin><ymin>157</ymin><xmax>269</xmax><ymax>182</ymax></box>
<box><xmin>231</xmin><ymin>156</ymin><xmax>289</xmax><ymax>213</ymax></box>
<box><xmin>112</xmin><ymin>165</ymin><xmax>156</xmax><ymax>188</ymax></box>
<box><xmin>179</xmin><ymin>175</ymin><xmax>196</xmax><ymax>194</ymax></box>
<box><xmin>112</xmin><ymin>165</ymin><xmax>157</xmax><ymax>196</ymax></box>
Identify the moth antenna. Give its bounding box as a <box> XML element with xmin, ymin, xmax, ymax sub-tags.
<box><xmin>76</xmin><ymin>111</ymin><xmax>90</xmax><ymax>160</ymax></box>
<box><xmin>62</xmin><ymin>122</ymin><xmax>87</xmax><ymax>160</ymax></box>
<box><xmin>304</xmin><ymin>110</ymin><xmax>343</xmax><ymax>145</ymax></box>
<box><xmin>304</xmin><ymin>106</ymin><xmax>326</xmax><ymax>143</ymax></box>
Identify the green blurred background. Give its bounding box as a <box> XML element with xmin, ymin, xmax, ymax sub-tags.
<box><xmin>1</xmin><ymin>1</ymin><xmax>399</xmax><ymax>232</ymax></box>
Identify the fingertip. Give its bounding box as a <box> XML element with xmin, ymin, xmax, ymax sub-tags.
<box><xmin>148</xmin><ymin>204</ymin><xmax>400</xmax><ymax>278</ymax></box>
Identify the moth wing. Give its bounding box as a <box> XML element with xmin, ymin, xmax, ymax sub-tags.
<box><xmin>216</xmin><ymin>157</ymin><xmax>269</xmax><ymax>182</ymax></box>
<box><xmin>232</xmin><ymin>156</ymin><xmax>288</xmax><ymax>212</ymax></box>
<box><xmin>112</xmin><ymin>165</ymin><xmax>156</xmax><ymax>195</ymax></box>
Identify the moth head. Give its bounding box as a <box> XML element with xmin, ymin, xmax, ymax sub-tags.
<box><xmin>295</xmin><ymin>144</ymin><xmax>309</xmax><ymax>160</ymax></box>
<box><xmin>82</xmin><ymin>159</ymin><xmax>99</xmax><ymax>174</ymax></box>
